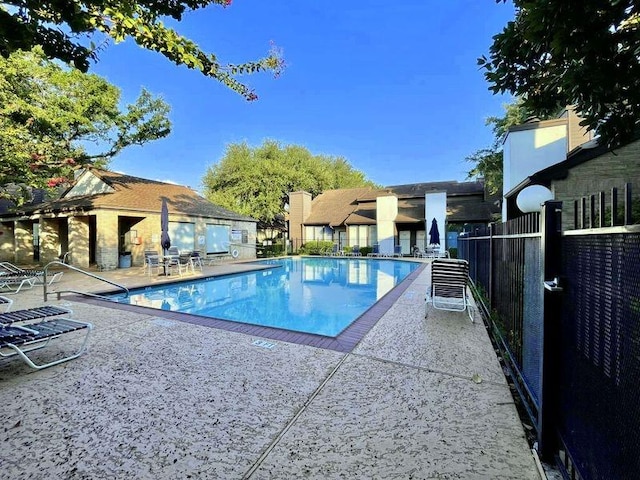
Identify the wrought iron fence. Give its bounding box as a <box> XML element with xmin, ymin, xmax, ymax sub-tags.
<box><xmin>458</xmin><ymin>214</ymin><xmax>543</xmax><ymax>434</ymax></box>
<box><xmin>459</xmin><ymin>183</ymin><xmax>640</xmax><ymax>479</ymax></box>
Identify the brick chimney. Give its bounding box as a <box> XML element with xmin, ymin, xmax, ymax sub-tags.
<box><xmin>288</xmin><ymin>191</ymin><xmax>312</xmax><ymax>244</ymax></box>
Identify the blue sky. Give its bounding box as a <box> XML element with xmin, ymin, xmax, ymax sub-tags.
<box><xmin>92</xmin><ymin>1</ymin><xmax>516</xmax><ymax>191</ymax></box>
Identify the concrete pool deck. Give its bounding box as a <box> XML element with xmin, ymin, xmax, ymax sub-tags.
<box><xmin>1</xmin><ymin>258</ymin><xmax>542</xmax><ymax>479</ymax></box>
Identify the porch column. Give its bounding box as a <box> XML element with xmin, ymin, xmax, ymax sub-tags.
<box><xmin>95</xmin><ymin>211</ymin><xmax>118</xmax><ymax>270</ymax></box>
<box><xmin>69</xmin><ymin>216</ymin><xmax>90</xmax><ymax>268</ymax></box>
<box><xmin>14</xmin><ymin>221</ymin><xmax>33</xmax><ymax>264</ymax></box>
<box><xmin>40</xmin><ymin>217</ymin><xmax>60</xmax><ymax>264</ymax></box>
<box><xmin>0</xmin><ymin>222</ymin><xmax>16</xmax><ymax>262</ymax></box>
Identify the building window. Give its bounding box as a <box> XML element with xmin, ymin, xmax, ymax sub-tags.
<box><xmin>305</xmin><ymin>226</ymin><xmax>332</xmax><ymax>242</ymax></box>
<box><xmin>348</xmin><ymin>225</ymin><xmax>376</xmax><ymax>247</ymax></box>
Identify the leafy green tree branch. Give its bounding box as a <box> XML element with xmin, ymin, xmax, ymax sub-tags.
<box><xmin>0</xmin><ymin>47</ymin><xmax>171</xmax><ymax>204</ymax></box>
<box><xmin>0</xmin><ymin>0</ymin><xmax>284</xmax><ymax>100</ymax></box>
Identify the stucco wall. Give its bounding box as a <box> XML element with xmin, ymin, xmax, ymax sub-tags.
<box><xmin>376</xmin><ymin>196</ymin><xmax>398</xmax><ymax>256</ymax></box>
<box><xmin>503</xmin><ymin>124</ymin><xmax>568</xmax><ymax>219</ymax></box>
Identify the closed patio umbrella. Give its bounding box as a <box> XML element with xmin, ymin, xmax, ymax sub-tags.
<box><xmin>160</xmin><ymin>198</ymin><xmax>171</xmax><ymax>255</ymax></box>
<box><xmin>429</xmin><ymin>217</ymin><xmax>440</xmax><ymax>246</ymax></box>
<box><xmin>160</xmin><ymin>198</ymin><xmax>171</xmax><ymax>275</ymax></box>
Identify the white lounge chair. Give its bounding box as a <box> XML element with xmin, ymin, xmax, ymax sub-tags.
<box><xmin>426</xmin><ymin>258</ymin><xmax>473</xmax><ymax>322</ymax></box>
<box><xmin>0</xmin><ymin>262</ymin><xmax>63</xmax><ymax>286</ymax></box>
<box><xmin>0</xmin><ymin>295</ymin><xmax>13</xmax><ymax>313</ymax></box>
<box><xmin>0</xmin><ymin>304</ymin><xmax>93</xmax><ymax>370</ymax></box>
<box><xmin>0</xmin><ymin>274</ymin><xmax>38</xmax><ymax>294</ymax></box>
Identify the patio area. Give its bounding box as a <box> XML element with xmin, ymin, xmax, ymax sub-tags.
<box><xmin>1</xmin><ymin>259</ymin><xmax>542</xmax><ymax>479</ymax></box>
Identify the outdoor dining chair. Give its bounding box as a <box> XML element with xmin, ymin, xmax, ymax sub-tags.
<box><xmin>143</xmin><ymin>251</ymin><xmax>161</xmax><ymax>276</ymax></box>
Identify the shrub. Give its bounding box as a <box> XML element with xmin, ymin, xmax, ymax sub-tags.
<box><xmin>257</xmin><ymin>241</ymin><xmax>287</xmax><ymax>258</ymax></box>
<box><xmin>360</xmin><ymin>246</ymin><xmax>373</xmax><ymax>256</ymax></box>
<box><xmin>448</xmin><ymin>248</ymin><xmax>458</xmax><ymax>259</ymax></box>
<box><xmin>300</xmin><ymin>240</ymin><xmax>334</xmax><ymax>255</ymax></box>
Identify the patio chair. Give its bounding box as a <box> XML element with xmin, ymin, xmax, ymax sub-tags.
<box><xmin>0</xmin><ymin>304</ymin><xmax>72</xmax><ymax>325</ymax></box>
<box><xmin>0</xmin><ymin>313</ymin><xmax>92</xmax><ymax>370</ymax></box>
<box><xmin>368</xmin><ymin>244</ymin><xmax>380</xmax><ymax>257</ymax></box>
<box><xmin>426</xmin><ymin>258</ymin><xmax>473</xmax><ymax>322</ymax></box>
<box><xmin>0</xmin><ymin>262</ymin><xmax>25</xmax><ymax>275</ymax></box>
<box><xmin>0</xmin><ymin>295</ymin><xmax>13</xmax><ymax>313</ymax></box>
<box><xmin>190</xmin><ymin>251</ymin><xmax>204</xmax><ymax>272</ymax></box>
<box><xmin>393</xmin><ymin>245</ymin><xmax>402</xmax><ymax>257</ymax></box>
<box><xmin>167</xmin><ymin>254</ymin><xmax>194</xmax><ymax>276</ymax></box>
<box><xmin>329</xmin><ymin>244</ymin><xmax>343</xmax><ymax>256</ymax></box>
<box><xmin>143</xmin><ymin>251</ymin><xmax>161</xmax><ymax>276</ymax></box>
<box><xmin>0</xmin><ymin>303</ymin><xmax>92</xmax><ymax>369</ymax></box>
<box><xmin>0</xmin><ymin>262</ymin><xmax>63</xmax><ymax>286</ymax></box>
<box><xmin>36</xmin><ymin>271</ymin><xmax>64</xmax><ymax>286</ymax></box>
<box><xmin>0</xmin><ymin>262</ymin><xmax>42</xmax><ymax>276</ymax></box>
<box><xmin>349</xmin><ymin>245</ymin><xmax>362</xmax><ymax>257</ymax></box>
<box><xmin>0</xmin><ymin>275</ymin><xmax>39</xmax><ymax>294</ymax></box>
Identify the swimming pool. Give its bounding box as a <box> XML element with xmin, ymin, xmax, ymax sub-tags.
<box><xmin>110</xmin><ymin>257</ymin><xmax>420</xmax><ymax>337</ymax></box>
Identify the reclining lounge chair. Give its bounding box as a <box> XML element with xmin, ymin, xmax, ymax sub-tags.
<box><xmin>0</xmin><ymin>295</ymin><xmax>13</xmax><ymax>313</ymax></box>
<box><xmin>0</xmin><ymin>262</ymin><xmax>64</xmax><ymax>286</ymax></box>
<box><xmin>426</xmin><ymin>258</ymin><xmax>473</xmax><ymax>322</ymax></box>
<box><xmin>0</xmin><ymin>274</ymin><xmax>39</xmax><ymax>294</ymax></box>
<box><xmin>0</xmin><ymin>304</ymin><xmax>93</xmax><ymax>370</ymax></box>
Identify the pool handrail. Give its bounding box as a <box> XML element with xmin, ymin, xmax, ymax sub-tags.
<box><xmin>43</xmin><ymin>261</ymin><xmax>129</xmax><ymax>302</ymax></box>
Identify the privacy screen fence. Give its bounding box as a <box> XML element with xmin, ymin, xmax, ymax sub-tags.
<box><xmin>459</xmin><ymin>184</ymin><xmax>640</xmax><ymax>480</ymax></box>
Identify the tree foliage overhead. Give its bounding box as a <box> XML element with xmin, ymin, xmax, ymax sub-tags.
<box><xmin>0</xmin><ymin>47</ymin><xmax>171</xmax><ymax>203</ymax></box>
<box><xmin>0</xmin><ymin>0</ymin><xmax>284</xmax><ymax>100</ymax></box>
<box><xmin>479</xmin><ymin>1</ymin><xmax>640</xmax><ymax>147</ymax></box>
<box><xmin>467</xmin><ymin>98</ymin><xmax>541</xmax><ymax>196</ymax></box>
<box><xmin>202</xmin><ymin>140</ymin><xmax>377</xmax><ymax>227</ymax></box>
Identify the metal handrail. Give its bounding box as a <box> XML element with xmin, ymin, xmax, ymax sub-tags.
<box><xmin>43</xmin><ymin>261</ymin><xmax>129</xmax><ymax>302</ymax></box>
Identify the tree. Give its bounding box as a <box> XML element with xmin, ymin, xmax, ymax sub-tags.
<box><xmin>479</xmin><ymin>1</ymin><xmax>640</xmax><ymax>147</ymax></box>
<box><xmin>467</xmin><ymin>98</ymin><xmax>540</xmax><ymax>196</ymax></box>
<box><xmin>0</xmin><ymin>47</ymin><xmax>171</xmax><ymax>204</ymax></box>
<box><xmin>0</xmin><ymin>0</ymin><xmax>283</xmax><ymax>100</ymax></box>
<box><xmin>202</xmin><ymin>140</ymin><xmax>377</xmax><ymax>228</ymax></box>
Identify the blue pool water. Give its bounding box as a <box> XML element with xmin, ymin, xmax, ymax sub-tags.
<box><xmin>111</xmin><ymin>257</ymin><xmax>420</xmax><ymax>337</ymax></box>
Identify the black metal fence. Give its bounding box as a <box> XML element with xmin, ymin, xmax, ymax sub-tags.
<box><xmin>459</xmin><ymin>184</ymin><xmax>640</xmax><ymax>480</ymax></box>
<box><xmin>458</xmin><ymin>214</ymin><xmax>543</xmax><ymax>434</ymax></box>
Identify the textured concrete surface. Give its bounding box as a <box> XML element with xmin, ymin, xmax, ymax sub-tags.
<box><xmin>0</xmin><ymin>260</ymin><xmax>541</xmax><ymax>479</ymax></box>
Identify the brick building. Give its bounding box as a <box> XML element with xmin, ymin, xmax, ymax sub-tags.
<box><xmin>506</xmin><ymin>137</ymin><xmax>640</xmax><ymax>228</ymax></box>
<box><xmin>0</xmin><ymin>168</ymin><xmax>257</xmax><ymax>269</ymax></box>
<box><xmin>288</xmin><ymin>181</ymin><xmax>500</xmax><ymax>256</ymax></box>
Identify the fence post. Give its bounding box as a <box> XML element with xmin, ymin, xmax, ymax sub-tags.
<box><xmin>488</xmin><ymin>223</ymin><xmax>494</xmax><ymax>305</ymax></box>
<box><xmin>538</xmin><ymin>200</ymin><xmax>563</xmax><ymax>460</ymax></box>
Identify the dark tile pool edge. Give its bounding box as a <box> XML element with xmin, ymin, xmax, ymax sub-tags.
<box><xmin>70</xmin><ymin>263</ymin><xmax>427</xmax><ymax>354</ymax></box>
